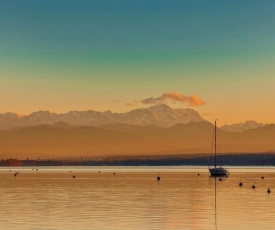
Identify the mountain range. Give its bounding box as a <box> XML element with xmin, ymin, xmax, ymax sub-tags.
<box><xmin>0</xmin><ymin>104</ymin><xmax>204</xmax><ymax>130</ymax></box>
<box><xmin>0</xmin><ymin>104</ymin><xmax>266</xmax><ymax>132</ymax></box>
<box><xmin>220</xmin><ymin>120</ymin><xmax>265</xmax><ymax>132</ymax></box>
<box><xmin>0</xmin><ymin>104</ymin><xmax>273</xmax><ymax>159</ymax></box>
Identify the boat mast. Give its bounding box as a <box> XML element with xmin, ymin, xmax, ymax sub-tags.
<box><xmin>215</xmin><ymin>119</ymin><xmax>217</xmax><ymax>168</ymax></box>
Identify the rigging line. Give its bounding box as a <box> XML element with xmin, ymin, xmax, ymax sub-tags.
<box><xmin>208</xmin><ymin>122</ymin><xmax>215</xmax><ymax>167</ymax></box>
<box><xmin>216</xmin><ymin>123</ymin><xmax>223</xmax><ymax>158</ymax></box>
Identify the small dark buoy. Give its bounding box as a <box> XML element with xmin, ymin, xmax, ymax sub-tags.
<box><xmin>36</xmin><ymin>169</ymin><xmax>38</xmax><ymax>171</ymax></box>
<box><xmin>261</xmin><ymin>175</ymin><xmax>264</xmax><ymax>180</ymax></box>
<box><xmin>157</xmin><ymin>172</ymin><xmax>160</xmax><ymax>181</ymax></box>
<box><xmin>225</xmin><ymin>175</ymin><xmax>228</xmax><ymax>177</ymax></box>
<box><xmin>113</xmin><ymin>172</ymin><xmax>115</xmax><ymax>175</ymax></box>
<box><xmin>14</xmin><ymin>173</ymin><xmax>17</xmax><ymax>177</ymax></box>
<box><xmin>252</xmin><ymin>182</ymin><xmax>256</xmax><ymax>189</ymax></box>
<box><xmin>9</xmin><ymin>170</ymin><xmax>11</xmax><ymax>172</ymax></box>
<box><xmin>219</xmin><ymin>177</ymin><xmax>222</xmax><ymax>181</ymax></box>
<box><xmin>239</xmin><ymin>178</ymin><xmax>243</xmax><ymax>187</ymax></box>
<box><xmin>197</xmin><ymin>173</ymin><xmax>200</xmax><ymax>176</ymax></box>
<box><xmin>98</xmin><ymin>171</ymin><xmax>100</xmax><ymax>173</ymax></box>
<box><xmin>73</xmin><ymin>175</ymin><xmax>76</xmax><ymax>178</ymax></box>
<box><xmin>267</xmin><ymin>188</ymin><xmax>271</xmax><ymax>194</ymax></box>
<box><xmin>70</xmin><ymin>170</ymin><xmax>71</xmax><ymax>173</ymax></box>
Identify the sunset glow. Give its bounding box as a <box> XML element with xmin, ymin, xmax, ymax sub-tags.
<box><xmin>1</xmin><ymin>1</ymin><xmax>275</xmax><ymax>125</ymax></box>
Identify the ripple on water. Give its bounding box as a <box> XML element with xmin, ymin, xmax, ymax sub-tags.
<box><xmin>0</xmin><ymin>168</ymin><xmax>275</xmax><ymax>230</ymax></box>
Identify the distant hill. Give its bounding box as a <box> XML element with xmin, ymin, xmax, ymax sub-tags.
<box><xmin>1</xmin><ymin>121</ymin><xmax>275</xmax><ymax>159</ymax></box>
<box><xmin>220</xmin><ymin>120</ymin><xmax>265</xmax><ymax>132</ymax></box>
<box><xmin>0</xmin><ymin>104</ymin><xmax>205</xmax><ymax>130</ymax></box>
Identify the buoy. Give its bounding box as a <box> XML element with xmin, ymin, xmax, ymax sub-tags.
<box><xmin>36</xmin><ymin>169</ymin><xmax>38</xmax><ymax>171</ymax></box>
<box><xmin>197</xmin><ymin>173</ymin><xmax>200</xmax><ymax>176</ymax></box>
<box><xmin>239</xmin><ymin>178</ymin><xmax>243</xmax><ymax>187</ymax></box>
<box><xmin>267</xmin><ymin>188</ymin><xmax>271</xmax><ymax>194</ymax></box>
<box><xmin>252</xmin><ymin>183</ymin><xmax>256</xmax><ymax>189</ymax></box>
<box><xmin>14</xmin><ymin>173</ymin><xmax>17</xmax><ymax>177</ymax></box>
<box><xmin>98</xmin><ymin>171</ymin><xmax>100</xmax><ymax>173</ymax></box>
<box><xmin>157</xmin><ymin>173</ymin><xmax>160</xmax><ymax>181</ymax></box>
<box><xmin>219</xmin><ymin>177</ymin><xmax>222</xmax><ymax>181</ymax></box>
<box><xmin>113</xmin><ymin>172</ymin><xmax>115</xmax><ymax>175</ymax></box>
<box><xmin>73</xmin><ymin>175</ymin><xmax>75</xmax><ymax>178</ymax></box>
<box><xmin>261</xmin><ymin>175</ymin><xmax>264</xmax><ymax>179</ymax></box>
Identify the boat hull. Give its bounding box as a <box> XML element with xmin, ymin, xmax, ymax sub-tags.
<box><xmin>209</xmin><ymin>167</ymin><xmax>228</xmax><ymax>176</ymax></box>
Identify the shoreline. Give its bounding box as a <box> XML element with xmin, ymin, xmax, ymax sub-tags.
<box><xmin>2</xmin><ymin>153</ymin><xmax>275</xmax><ymax>167</ymax></box>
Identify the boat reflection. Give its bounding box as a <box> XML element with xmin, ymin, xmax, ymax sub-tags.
<box><xmin>214</xmin><ymin>177</ymin><xmax>217</xmax><ymax>230</ymax></box>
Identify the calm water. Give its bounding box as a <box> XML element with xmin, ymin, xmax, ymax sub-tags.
<box><xmin>0</xmin><ymin>166</ymin><xmax>275</xmax><ymax>230</ymax></box>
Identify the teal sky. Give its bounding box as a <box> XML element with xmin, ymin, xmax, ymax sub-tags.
<box><xmin>1</xmin><ymin>1</ymin><xmax>275</xmax><ymax>124</ymax></box>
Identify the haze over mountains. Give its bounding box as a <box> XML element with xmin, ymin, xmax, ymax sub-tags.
<box><xmin>0</xmin><ymin>104</ymin><xmax>273</xmax><ymax>159</ymax></box>
<box><xmin>0</xmin><ymin>121</ymin><xmax>274</xmax><ymax>159</ymax></box>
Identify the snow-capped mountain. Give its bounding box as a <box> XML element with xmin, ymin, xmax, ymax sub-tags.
<box><xmin>220</xmin><ymin>120</ymin><xmax>265</xmax><ymax>132</ymax></box>
<box><xmin>0</xmin><ymin>104</ymin><xmax>205</xmax><ymax>130</ymax></box>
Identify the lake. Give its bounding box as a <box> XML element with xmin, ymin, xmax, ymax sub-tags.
<box><xmin>0</xmin><ymin>166</ymin><xmax>274</xmax><ymax>230</ymax></box>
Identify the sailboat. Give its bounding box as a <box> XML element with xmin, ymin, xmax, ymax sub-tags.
<box><xmin>209</xmin><ymin>120</ymin><xmax>229</xmax><ymax>176</ymax></box>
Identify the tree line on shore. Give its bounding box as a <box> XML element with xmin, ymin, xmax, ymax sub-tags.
<box><xmin>1</xmin><ymin>153</ymin><xmax>275</xmax><ymax>167</ymax></box>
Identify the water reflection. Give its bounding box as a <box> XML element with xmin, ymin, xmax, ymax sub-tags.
<box><xmin>0</xmin><ymin>167</ymin><xmax>274</xmax><ymax>230</ymax></box>
<box><xmin>214</xmin><ymin>177</ymin><xmax>217</xmax><ymax>230</ymax></box>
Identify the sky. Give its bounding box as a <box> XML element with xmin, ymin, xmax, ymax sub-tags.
<box><xmin>1</xmin><ymin>0</ymin><xmax>275</xmax><ymax>125</ymax></box>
